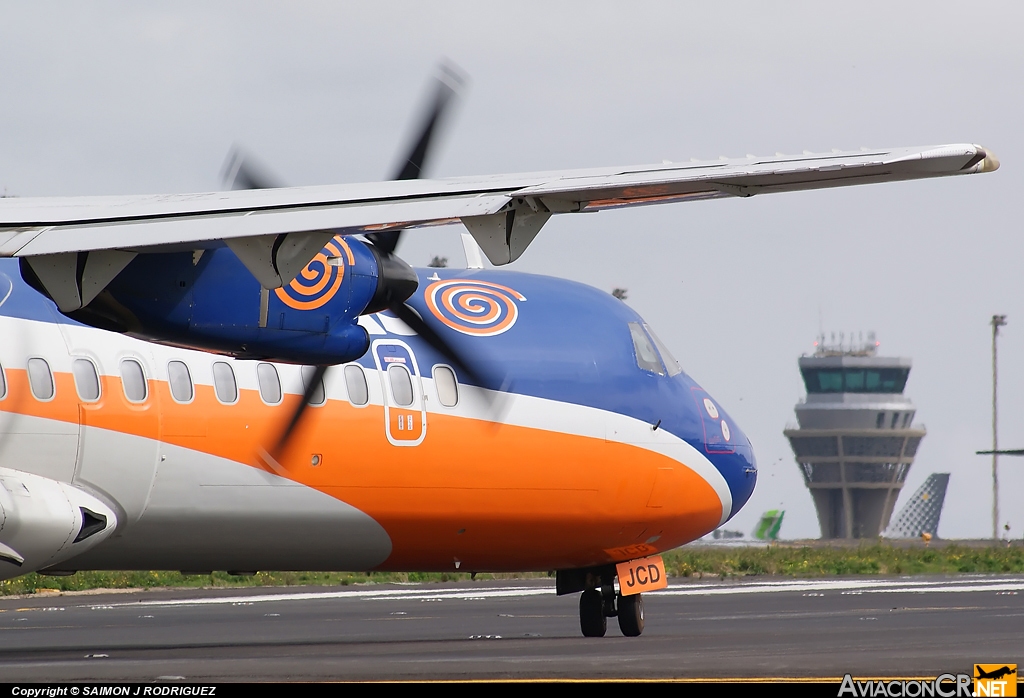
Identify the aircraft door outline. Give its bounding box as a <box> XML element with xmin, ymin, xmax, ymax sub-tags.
<box><xmin>372</xmin><ymin>339</ymin><xmax>427</xmax><ymax>447</ymax></box>
<box><xmin>75</xmin><ymin>350</ymin><xmax>161</xmax><ymax>524</ymax></box>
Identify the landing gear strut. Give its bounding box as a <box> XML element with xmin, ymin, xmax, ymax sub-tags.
<box><xmin>578</xmin><ymin>584</ymin><xmax>645</xmax><ymax>637</ymax></box>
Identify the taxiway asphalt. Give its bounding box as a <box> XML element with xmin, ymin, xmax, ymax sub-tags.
<box><xmin>0</xmin><ymin>575</ymin><xmax>1019</xmax><ymax>681</ymax></box>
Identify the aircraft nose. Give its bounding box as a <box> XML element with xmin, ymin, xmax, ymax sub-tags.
<box><xmin>687</xmin><ymin>386</ymin><xmax>757</xmax><ymax>522</ymax></box>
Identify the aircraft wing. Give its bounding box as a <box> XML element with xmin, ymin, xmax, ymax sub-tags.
<box><xmin>0</xmin><ymin>143</ymin><xmax>998</xmax><ymax>280</ymax></box>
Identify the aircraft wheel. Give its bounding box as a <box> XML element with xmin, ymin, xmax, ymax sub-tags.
<box><xmin>617</xmin><ymin>593</ymin><xmax>644</xmax><ymax>637</ymax></box>
<box><xmin>579</xmin><ymin>588</ymin><xmax>607</xmax><ymax>637</ymax></box>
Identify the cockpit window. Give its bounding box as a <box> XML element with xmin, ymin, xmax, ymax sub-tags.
<box><xmin>644</xmin><ymin>324</ymin><xmax>682</xmax><ymax>376</ymax></box>
<box><xmin>628</xmin><ymin>322</ymin><xmax>665</xmax><ymax>375</ymax></box>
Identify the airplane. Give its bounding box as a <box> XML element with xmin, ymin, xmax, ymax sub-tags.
<box><xmin>753</xmin><ymin>509</ymin><xmax>785</xmax><ymax>541</ymax></box>
<box><xmin>708</xmin><ymin>508</ymin><xmax>783</xmax><ymax>541</ymax></box>
<box><xmin>0</xmin><ymin>71</ymin><xmax>999</xmax><ymax>637</ymax></box>
<box><xmin>976</xmin><ymin>666</ymin><xmax>1017</xmax><ymax>681</ymax></box>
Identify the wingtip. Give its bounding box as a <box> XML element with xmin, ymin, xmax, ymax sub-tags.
<box><xmin>979</xmin><ymin>146</ymin><xmax>1000</xmax><ymax>172</ymax></box>
<box><xmin>972</xmin><ymin>144</ymin><xmax>1000</xmax><ymax>173</ymax></box>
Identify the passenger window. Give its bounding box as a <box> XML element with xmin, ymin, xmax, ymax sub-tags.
<box><xmin>876</xmin><ymin>412</ymin><xmax>885</xmax><ymax>429</ymax></box>
<box><xmin>213</xmin><ymin>362</ymin><xmax>238</xmax><ymax>404</ymax></box>
<box><xmin>433</xmin><ymin>365</ymin><xmax>459</xmax><ymax>407</ymax></box>
<box><xmin>167</xmin><ymin>361</ymin><xmax>194</xmax><ymax>403</ymax></box>
<box><xmin>257</xmin><ymin>363</ymin><xmax>282</xmax><ymax>405</ymax></box>
<box><xmin>72</xmin><ymin>359</ymin><xmax>101</xmax><ymax>402</ymax></box>
<box><xmin>120</xmin><ymin>359</ymin><xmax>148</xmax><ymax>403</ymax></box>
<box><xmin>301</xmin><ymin>366</ymin><xmax>326</xmax><ymax>406</ymax></box>
<box><xmin>891</xmin><ymin>412</ymin><xmax>900</xmax><ymax>429</ymax></box>
<box><xmin>902</xmin><ymin>413</ymin><xmax>911</xmax><ymax>428</ymax></box>
<box><xmin>628</xmin><ymin>322</ymin><xmax>665</xmax><ymax>375</ymax></box>
<box><xmin>0</xmin><ymin>362</ymin><xmax>6</xmax><ymax>399</ymax></box>
<box><xmin>387</xmin><ymin>364</ymin><xmax>414</xmax><ymax>406</ymax></box>
<box><xmin>344</xmin><ymin>365</ymin><xmax>369</xmax><ymax>406</ymax></box>
<box><xmin>27</xmin><ymin>358</ymin><xmax>54</xmax><ymax>400</ymax></box>
<box><xmin>644</xmin><ymin>324</ymin><xmax>682</xmax><ymax>377</ymax></box>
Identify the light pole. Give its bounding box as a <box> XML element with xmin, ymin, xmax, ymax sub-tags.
<box><xmin>991</xmin><ymin>314</ymin><xmax>1007</xmax><ymax>540</ymax></box>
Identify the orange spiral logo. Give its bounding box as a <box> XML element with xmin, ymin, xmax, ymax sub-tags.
<box><xmin>424</xmin><ymin>280</ymin><xmax>526</xmax><ymax>336</ymax></box>
<box><xmin>275</xmin><ymin>237</ymin><xmax>354</xmax><ymax>310</ymax></box>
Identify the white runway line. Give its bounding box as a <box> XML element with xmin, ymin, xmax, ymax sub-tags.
<box><xmin>658</xmin><ymin>577</ymin><xmax>1024</xmax><ymax>596</ymax></box>
<box><xmin>79</xmin><ymin>576</ymin><xmax>1024</xmax><ymax>610</ymax></box>
<box><xmin>90</xmin><ymin>585</ymin><xmax>553</xmax><ymax>609</ymax></box>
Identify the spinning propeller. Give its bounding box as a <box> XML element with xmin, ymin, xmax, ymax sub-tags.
<box><xmin>226</xmin><ymin>65</ymin><xmax>486</xmax><ymax>458</ymax></box>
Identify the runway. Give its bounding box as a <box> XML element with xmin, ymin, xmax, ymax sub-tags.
<box><xmin>0</xmin><ymin>575</ymin><xmax>1020</xmax><ymax>681</ymax></box>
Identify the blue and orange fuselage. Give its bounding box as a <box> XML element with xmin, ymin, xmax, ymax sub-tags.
<box><xmin>0</xmin><ymin>249</ymin><xmax>755</xmax><ymax>575</ymax></box>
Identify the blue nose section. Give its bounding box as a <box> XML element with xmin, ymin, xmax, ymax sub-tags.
<box><xmin>686</xmin><ymin>384</ymin><xmax>757</xmax><ymax>522</ymax></box>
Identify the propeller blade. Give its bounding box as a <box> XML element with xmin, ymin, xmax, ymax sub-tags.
<box><xmin>392</xmin><ymin>63</ymin><xmax>464</xmax><ymax>182</ymax></box>
<box><xmin>249</xmin><ymin>63</ymin><xmax>471</xmax><ymax>458</ymax></box>
<box><xmin>222</xmin><ymin>147</ymin><xmax>283</xmax><ymax>190</ymax></box>
<box><xmin>222</xmin><ymin>148</ymin><xmax>324</xmax><ymax>459</ymax></box>
<box><xmin>389</xmin><ymin>301</ymin><xmax>486</xmax><ymax>389</ymax></box>
<box><xmin>272</xmin><ymin>364</ymin><xmax>329</xmax><ymax>457</ymax></box>
<box><xmin>388</xmin><ymin>302</ymin><xmax>513</xmax><ymax>428</ymax></box>
<box><xmin>367</xmin><ymin>63</ymin><xmax>465</xmax><ymax>256</ymax></box>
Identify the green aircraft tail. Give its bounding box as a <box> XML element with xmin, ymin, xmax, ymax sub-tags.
<box><xmin>753</xmin><ymin>509</ymin><xmax>785</xmax><ymax>540</ymax></box>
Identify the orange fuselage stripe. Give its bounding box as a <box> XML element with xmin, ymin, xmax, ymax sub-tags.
<box><xmin>0</xmin><ymin>369</ymin><xmax>722</xmax><ymax>571</ymax></box>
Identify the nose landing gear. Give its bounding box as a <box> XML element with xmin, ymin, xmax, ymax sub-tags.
<box><xmin>557</xmin><ymin>565</ymin><xmax>650</xmax><ymax>638</ymax></box>
<box><xmin>617</xmin><ymin>591</ymin><xmax>644</xmax><ymax>637</ymax></box>
<box><xmin>579</xmin><ymin>588</ymin><xmax>607</xmax><ymax>637</ymax></box>
<box><xmin>578</xmin><ymin>584</ymin><xmax>645</xmax><ymax>637</ymax></box>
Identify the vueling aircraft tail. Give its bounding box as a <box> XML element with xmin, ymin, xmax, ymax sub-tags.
<box><xmin>752</xmin><ymin>509</ymin><xmax>785</xmax><ymax>540</ymax></box>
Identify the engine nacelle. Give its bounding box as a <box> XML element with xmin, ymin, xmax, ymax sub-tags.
<box><xmin>0</xmin><ymin>468</ymin><xmax>118</xmax><ymax>581</ymax></box>
<box><xmin>24</xmin><ymin>236</ymin><xmax>389</xmax><ymax>366</ymax></box>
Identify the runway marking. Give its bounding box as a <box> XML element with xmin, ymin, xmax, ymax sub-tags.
<box><xmin>368</xmin><ymin>678</ymin><xmax>940</xmax><ymax>684</ymax></box>
<box><xmin>85</xmin><ymin>585</ymin><xmax>552</xmax><ymax>609</ymax></box>
<box><xmin>70</xmin><ymin>576</ymin><xmax>1024</xmax><ymax>610</ymax></box>
<box><xmin>657</xmin><ymin>578</ymin><xmax>1024</xmax><ymax>596</ymax></box>
<box><xmin>16</xmin><ymin>607</ymin><xmax>64</xmax><ymax>612</ymax></box>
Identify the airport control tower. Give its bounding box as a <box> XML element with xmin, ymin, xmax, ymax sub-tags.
<box><xmin>784</xmin><ymin>334</ymin><xmax>925</xmax><ymax>539</ymax></box>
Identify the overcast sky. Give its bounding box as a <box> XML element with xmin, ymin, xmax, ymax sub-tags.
<box><xmin>1</xmin><ymin>2</ymin><xmax>1021</xmax><ymax>539</ymax></box>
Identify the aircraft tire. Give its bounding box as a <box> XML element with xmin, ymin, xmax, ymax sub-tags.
<box><xmin>579</xmin><ymin>589</ymin><xmax>607</xmax><ymax>637</ymax></box>
<box><xmin>617</xmin><ymin>593</ymin><xmax>644</xmax><ymax>637</ymax></box>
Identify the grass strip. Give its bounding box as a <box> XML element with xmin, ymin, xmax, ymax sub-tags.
<box><xmin>662</xmin><ymin>543</ymin><xmax>1024</xmax><ymax>578</ymax></box>
<box><xmin>0</xmin><ymin>570</ymin><xmax>541</xmax><ymax>596</ymax></box>
<box><xmin>3</xmin><ymin>544</ymin><xmax>1023</xmax><ymax>596</ymax></box>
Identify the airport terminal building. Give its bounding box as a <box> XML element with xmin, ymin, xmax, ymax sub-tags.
<box><xmin>784</xmin><ymin>337</ymin><xmax>925</xmax><ymax>539</ymax></box>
